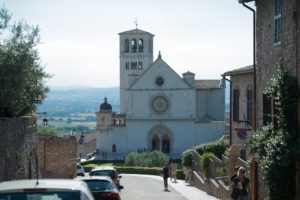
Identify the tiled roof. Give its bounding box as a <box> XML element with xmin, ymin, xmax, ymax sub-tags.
<box><xmin>118</xmin><ymin>29</ymin><xmax>154</xmax><ymax>36</ymax></box>
<box><xmin>223</xmin><ymin>65</ymin><xmax>253</xmax><ymax>76</ymax></box>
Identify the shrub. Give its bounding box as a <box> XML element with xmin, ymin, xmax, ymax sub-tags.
<box><xmin>200</xmin><ymin>152</ymin><xmax>214</xmax><ymax>176</ymax></box>
<box><xmin>194</xmin><ymin>139</ymin><xmax>228</xmax><ymax>158</ymax></box>
<box><xmin>124</xmin><ymin>151</ymin><xmax>169</xmax><ymax>167</ymax></box>
<box><xmin>181</xmin><ymin>150</ymin><xmax>193</xmax><ymax>167</ymax></box>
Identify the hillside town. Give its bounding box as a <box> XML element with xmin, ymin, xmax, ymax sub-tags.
<box><xmin>1</xmin><ymin>1</ymin><xmax>300</xmax><ymax>200</ymax></box>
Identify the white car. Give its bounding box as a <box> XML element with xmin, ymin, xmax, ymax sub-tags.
<box><xmin>77</xmin><ymin>163</ymin><xmax>85</xmax><ymax>176</ymax></box>
<box><xmin>0</xmin><ymin>179</ymin><xmax>94</xmax><ymax>200</ymax></box>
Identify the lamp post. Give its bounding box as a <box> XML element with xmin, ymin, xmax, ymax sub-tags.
<box><xmin>238</xmin><ymin>1</ymin><xmax>257</xmax><ymax>200</ymax></box>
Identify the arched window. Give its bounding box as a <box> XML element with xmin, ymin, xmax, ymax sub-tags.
<box><xmin>138</xmin><ymin>61</ymin><xmax>143</xmax><ymax>70</ymax></box>
<box><xmin>233</xmin><ymin>89</ymin><xmax>239</xmax><ymax>122</ymax></box>
<box><xmin>138</xmin><ymin>39</ymin><xmax>144</xmax><ymax>52</ymax></box>
<box><xmin>112</xmin><ymin>144</ymin><xmax>116</xmax><ymax>153</ymax></box>
<box><xmin>247</xmin><ymin>88</ymin><xmax>253</xmax><ymax>125</ymax></box>
<box><xmin>131</xmin><ymin>39</ymin><xmax>137</xmax><ymax>52</ymax></box>
<box><xmin>124</xmin><ymin>39</ymin><xmax>129</xmax><ymax>53</ymax></box>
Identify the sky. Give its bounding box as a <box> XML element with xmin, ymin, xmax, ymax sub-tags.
<box><xmin>2</xmin><ymin>0</ymin><xmax>255</xmax><ymax>88</ymax></box>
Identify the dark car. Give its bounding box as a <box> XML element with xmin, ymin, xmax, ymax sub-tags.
<box><xmin>89</xmin><ymin>166</ymin><xmax>122</xmax><ymax>188</ymax></box>
<box><xmin>76</xmin><ymin>176</ymin><xmax>123</xmax><ymax>200</ymax></box>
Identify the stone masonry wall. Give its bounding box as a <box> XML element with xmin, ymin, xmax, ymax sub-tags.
<box><xmin>0</xmin><ymin>116</ymin><xmax>39</xmax><ymax>182</ymax></box>
<box><xmin>38</xmin><ymin>134</ymin><xmax>77</xmax><ymax>178</ymax></box>
<box><xmin>256</xmin><ymin>1</ymin><xmax>300</xmax><ymax>199</ymax></box>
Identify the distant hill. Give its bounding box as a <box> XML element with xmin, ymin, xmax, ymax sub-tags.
<box><xmin>38</xmin><ymin>85</ymin><xmax>229</xmax><ymax>118</ymax></box>
<box><xmin>38</xmin><ymin>87</ymin><xmax>120</xmax><ymax>117</ymax></box>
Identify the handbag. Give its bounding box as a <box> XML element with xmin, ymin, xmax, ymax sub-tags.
<box><xmin>231</xmin><ymin>188</ymin><xmax>239</xmax><ymax>199</ymax></box>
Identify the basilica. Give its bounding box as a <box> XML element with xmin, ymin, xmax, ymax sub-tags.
<box><xmin>95</xmin><ymin>28</ymin><xmax>225</xmax><ymax>160</ymax></box>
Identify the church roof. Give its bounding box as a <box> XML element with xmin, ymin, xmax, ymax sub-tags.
<box><xmin>128</xmin><ymin>52</ymin><xmax>192</xmax><ymax>89</ymax></box>
<box><xmin>223</xmin><ymin>65</ymin><xmax>253</xmax><ymax>76</ymax></box>
<box><xmin>195</xmin><ymin>80</ymin><xmax>222</xmax><ymax>89</ymax></box>
<box><xmin>99</xmin><ymin>97</ymin><xmax>112</xmax><ymax>111</ymax></box>
<box><xmin>118</xmin><ymin>29</ymin><xmax>154</xmax><ymax>36</ymax></box>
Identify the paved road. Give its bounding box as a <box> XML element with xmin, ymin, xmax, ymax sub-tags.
<box><xmin>121</xmin><ymin>174</ymin><xmax>188</xmax><ymax>200</ymax></box>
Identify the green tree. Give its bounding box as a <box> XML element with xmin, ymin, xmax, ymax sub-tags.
<box><xmin>37</xmin><ymin>126</ymin><xmax>59</xmax><ymax>136</ymax></box>
<box><xmin>0</xmin><ymin>7</ymin><xmax>50</xmax><ymax>117</ymax></box>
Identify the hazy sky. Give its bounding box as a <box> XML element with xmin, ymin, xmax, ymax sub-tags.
<box><xmin>3</xmin><ymin>0</ymin><xmax>255</xmax><ymax>88</ymax></box>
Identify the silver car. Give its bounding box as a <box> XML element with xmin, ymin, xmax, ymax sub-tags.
<box><xmin>0</xmin><ymin>179</ymin><xmax>94</xmax><ymax>200</ymax></box>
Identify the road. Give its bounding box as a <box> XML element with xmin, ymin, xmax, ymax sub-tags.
<box><xmin>120</xmin><ymin>174</ymin><xmax>188</xmax><ymax>200</ymax></box>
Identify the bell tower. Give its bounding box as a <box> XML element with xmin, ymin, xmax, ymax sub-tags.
<box><xmin>118</xmin><ymin>28</ymin><xmax>154</xmax><ymax>113</ymax></box>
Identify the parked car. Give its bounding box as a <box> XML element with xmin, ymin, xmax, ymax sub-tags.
<box><xmin>77</xmin><ymin>163</ymin><xmax>85</xmax><ymax>176</ymax></box>
<box><xmin>89</xmin><ymin>166</ymin><xmax>122</xmax><ymax>187</ymax></box>
<box><xmin>76</xmin><ymin>176</ymin><xmax>123</xmax><ymax>200</ymax></box>
<box><xmin>0</xmin><ymin>179</ymin><xmax>94</xmax><ymax>200</ymax></box>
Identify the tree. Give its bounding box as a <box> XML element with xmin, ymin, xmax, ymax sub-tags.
<box><xmin>0</xmin><ymin>7</ymin><xmax>50</xmax><ymax>117</ymax></box>
<box><xmin>37</xmin><ymin>126</ymin><xmax>59</xmax><ymax>136</ymax></box>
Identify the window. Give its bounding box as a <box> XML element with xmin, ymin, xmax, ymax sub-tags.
<box><xmin>274</xmin><ymin>0</ymin><xmax>282</xmax><ymax>46</ymax></box>
<box><xmin>124</xmin><ymin>39</ymin><xmax>129</xmax><ymax>53</ymax></box>
<box><xmin>125</xmin><ymin>62</ymin><xmax>129</xmax><ymax>70</ymax></box>
<box><xmin>156</xmin><ymin>77</ymin><xmax>164</xmax><ymax>86</ymax></box>
<box><xmin>247</xmin><ymin>88</ymin><xmax>253</xmax><ymax>125</ymax></box>
<box><xmin>233</xmin><ymin>89</ymin><xmax>240</xmax><ymax>121</ymax></box>
<box><xmin>131</xmin><ymin>39</ymin><xmax>137</xmax><ymax>52</ymax></box>
<box><xmin>131</xmin><ymin>62</ymin><xmax>137</xmax><ymax>70</ymax></box>
<box><xmin>263</xmin><ymin>94</ymin><xmax>272</xmax><ymax>125</ymax></box>
<box><xmin>138</xmin><ymin>39</ymin><xmax>144</xmax><ymax>52</ymax></box>
<box><xmin>112</xmin><ymin>144</ymin><xmax>116</xmax><ymax>152</ymax></box>
<box><xmin>138</xmin><ymin>61</ymin><xmax>143</xmax><ymax>70</ymax></box>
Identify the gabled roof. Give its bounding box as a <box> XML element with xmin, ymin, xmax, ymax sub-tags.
<box><xmin>118</xmin><ymin>29</ymin><xmax>154</xmax><ymax>36</ymax></box>
<box><xmin>223</xmin><ymin>65</ymin><xmax>253</xmax><ymax>76</ymax></box>
<box><xmin>195</xmin><ymin>80</ymin><xmax>222</xmax><ymax>89</ymax></box>
<box><xmin>129</xmin><ymin>53</ymin><xmax>192</xmax><ymax>89</ymax></box>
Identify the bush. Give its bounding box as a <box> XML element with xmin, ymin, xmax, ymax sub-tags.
<box><xmin>181</xmin><ymin>150</ymin><xmax>193</xmax><ymax>167</ymax></box>
<box><xmin>200</xmin><ymin>152</ymin><xmax>214</xmax><ymax>176</ymax></box>
<box><xmin>124</xmin><ymin>151</ymin><xmax>169</xmax><ymax>167</ymax></box>
<box><xmin>194</xmin><ymin>139</ymin><xmax>228</xmax><ymax>158</ymax></box>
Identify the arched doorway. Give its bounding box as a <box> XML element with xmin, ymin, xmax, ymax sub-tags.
<box><xmin>162</xmin><ymin>134</ymin><xmax>170</xmax><ymax>153</ymax></box>
<box><xmin>151</xmin><ymin>135</ymin><xmax>160</xmax><ymax>151</ymax></box>
<box><xmin>148</xmin><ymin>125</ymin><xmax>173</xmax><ymax>153</ymax></box>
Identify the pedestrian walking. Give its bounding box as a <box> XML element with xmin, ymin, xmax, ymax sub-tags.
<box><xmin>162</xmin><ymin>164</ymin><xmax>170</xmax><ymax>191</ymax></box>
<box><xmin>231</xmin><ymin>167</ymin><xmax>250</xmax><ymax>200</ymax></box>
<box><xmin>170</xmin><ymin>160</ymin><xmax>177</xmax><ymax>183</ymax></box>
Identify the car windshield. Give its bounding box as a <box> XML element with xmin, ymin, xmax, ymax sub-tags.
<box><xmin>83</xmin><ymin>180</ymin><xmax>113</xmax><ymax>192</ymax></box>
<box><xmin>0</xmin><ymin>191</ymin><xmax>81</xmax><ymax>200</ymax></box>
<box><xmin>90</xmin><ymin>170</ymin><xmax>113</xmax><ymax>178</ymax></box>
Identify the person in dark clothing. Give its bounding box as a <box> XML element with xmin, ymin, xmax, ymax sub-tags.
<box><xmin>230</xmin><ymin>166</ymin><xmax>240</xmax><ymax>200</ymax></box>
<box><xmin>232</xmin><ymin>167</ymin><xmax>250</xmax><ymax>200</ymax></box>
<box><xmin>162</xmin><ymin>164</ymin><xmax>170</xmax><ymax>191</ymax></box>
<box><xmin>231</xmin><ymin>165</ymin><xmax>240</xmax><ymax>182</ymax></box>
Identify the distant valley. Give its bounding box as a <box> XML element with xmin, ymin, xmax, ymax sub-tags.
<box><xmin>37</xmin><ymin>87</ymin><xmax>120</xmax><ymax>134</ymax></box>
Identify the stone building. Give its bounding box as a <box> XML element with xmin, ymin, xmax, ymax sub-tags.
<box><xmin>223</xmin><ymin>65</ymin><xmax>253</xmax><ymax>160</ymax></box>
<box><xmin>240</xmin><ymin>0</ymin><xmax>300</xmax><ymax>199</ymax></box>
<box><xmin>95</xmin><ymin>28</ymin><xmax>226</xmax><ymax>160</ymax></box>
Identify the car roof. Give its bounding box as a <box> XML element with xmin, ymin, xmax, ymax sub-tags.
<box><xmin>90</xmin><ymin>166</ymin><xmax>116</xmax><ymax>171</ymax></box>
<box><xmin>75</xmin><ymin>176</ymin><xmax>113</xmax><ymax>182</ymax></box>
<box><xmin>0</xmin><ymin>179</ymin><xmax>92</xmax><ymax>194</ymax></box>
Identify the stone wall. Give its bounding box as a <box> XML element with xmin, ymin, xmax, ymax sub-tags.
<box><xmin>0</xmin><ymin>116</ymin><xmax>39</xmax><ymax>181</ymax></box>
<box><xmin>256</xmin><ymin>1</ymin><xmax>300</xmax><ymax>199</ymax></box>
<box><xmin>256</xmin><ymin>0</ymin><xmax>300</xmax><ymax>127</ymax></box>
<box><xmin>38</xmin><ymin>134</ymin><xmax>77</xmax><ymax>178</ymax></box>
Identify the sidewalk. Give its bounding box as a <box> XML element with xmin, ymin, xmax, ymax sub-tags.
<box><xmin>133</xmin><ymin>174</ymin><xmax>220</xmax><ymax>200</ymax></box>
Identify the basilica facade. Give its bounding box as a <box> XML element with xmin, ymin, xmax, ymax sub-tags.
<box><xmin>95</xmin><ymin>28</ymin><xmax>225</xmax><ymax>160</ymax></box>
